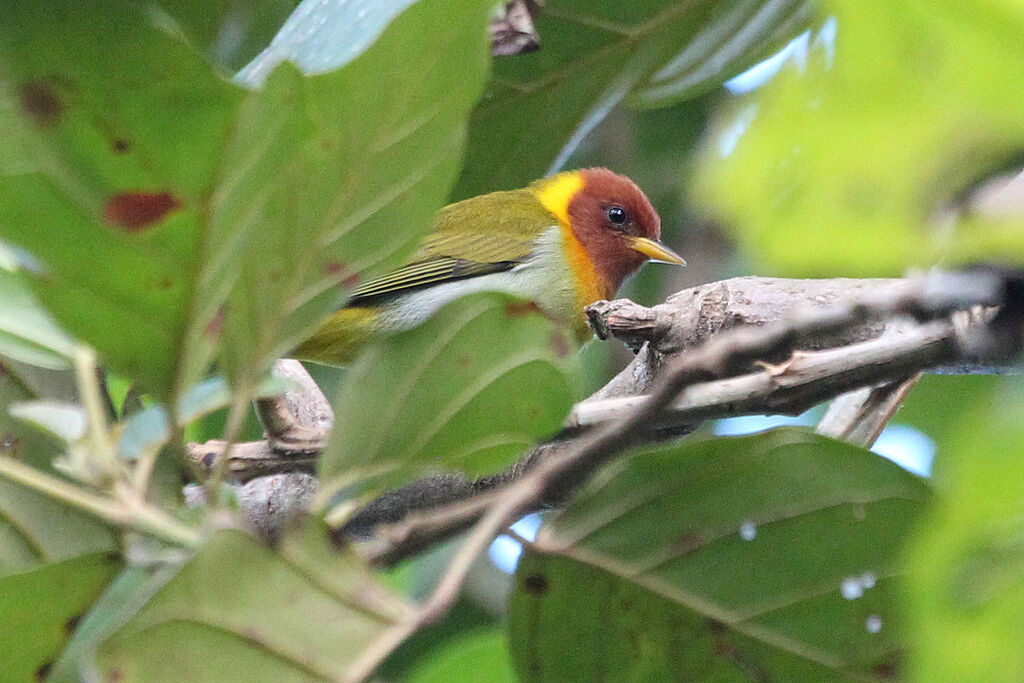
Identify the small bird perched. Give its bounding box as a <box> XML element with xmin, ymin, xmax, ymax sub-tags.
<box><xmin>294</xmin><ymin>168</ymin><xmax>684</xmax><ymax>365</ymax></box>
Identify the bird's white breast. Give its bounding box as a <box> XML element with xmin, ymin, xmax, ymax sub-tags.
<box><xmin>372</xmin><ymin>225</ymin><xmax>576</xmax><ymax>334</ymax></box>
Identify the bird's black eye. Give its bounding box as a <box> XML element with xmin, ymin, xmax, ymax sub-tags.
<box><xmin>606</xmin><ymin>205</ymin><xmax>628</xmax><ymax>227</ymax></box>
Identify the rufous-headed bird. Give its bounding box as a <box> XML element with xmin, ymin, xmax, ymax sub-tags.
<box><xmin>294</xmin><ymin>168</ymin><xmax>684</xmax><ymax>365</ymax></box>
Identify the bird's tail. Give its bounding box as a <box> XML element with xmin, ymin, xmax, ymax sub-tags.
<box><xmin>292</xmin><ymin>306</ymin><xmax>380</xmax><ymax>366</ymax></box>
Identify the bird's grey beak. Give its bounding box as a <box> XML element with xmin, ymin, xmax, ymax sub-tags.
<box><xmin>629</xmin><ymin>236</ymin><xmax>686</xmax><ymax>266</ymax></box>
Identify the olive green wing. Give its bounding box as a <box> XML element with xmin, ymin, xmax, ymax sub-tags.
<box><xmin>348</xmin><ymin>189</ymin><xmax>558</xmax><ymax>306</ymax></box>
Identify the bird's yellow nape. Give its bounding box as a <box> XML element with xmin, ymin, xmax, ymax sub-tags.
<box><xmin>530</xmin><ymin>171</ymin><xmax>585</xmax><ymax>227</ymax></box>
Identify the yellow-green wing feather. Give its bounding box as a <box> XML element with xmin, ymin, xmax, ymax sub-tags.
<box><xmin>349</xmin><ymin>189</ymin><xmax>557</xmax><ymax>305</ymax></box>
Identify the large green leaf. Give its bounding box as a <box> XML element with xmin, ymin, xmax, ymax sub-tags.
<box><xmin>0</xmin><ymin>2</ymin><xmax>244</xmax><ymax>399</ymax></box>
<box><xmin>453</xmin><ymin>0</ymin><xmax>809</xmax><ymax>198</ymax></box>
<box><xmin>509</xmin><ymin>428</ymin><xmax>930</xmax><ymax>680</ymax></box>
<box><xmin>0</xmin><ymin>552</ymin><xmax>121</xmax><ymax>683</ymax></box>
<box><xmin>0</xmin><ymin>0</ymin><xmax>494</xmax><ymax>405</ymax></box>
<box><xmin>318</xmin><ymin>293</ymin><xmax>577</xmax><ymax>506</ymax></box>
<box><xmin>0</xmin><ymin>475</ymin><xmax>117</xmax><ymax>573</ymax></box>
<box><xmin>95</xmin><ymin>523</ymin><xmax>410</xmax><ymax>681</ymax></box>
<box><xmin>905</xmin><ymin>379</ymin><xmax>1024</xmax><ymax>682</ymax></box>
<box><xmin>47</xmin><ymin>562</ymin><xmax>181</xmax><ymax>683</ymax></box>
<box><xmin>695</xmin><ymin>0</ymin><xmax>1024</xmax><ymax>276</ymax></box>
<box><xmin>219</xmin><ymin>0</ymin><xmax>495</xmax><ymax>393</ymax></box>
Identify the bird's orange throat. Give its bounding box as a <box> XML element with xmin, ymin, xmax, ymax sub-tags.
<box><xmin>532</xmin><ymin>172</ymin><xmax>617</xmax><ymax>311</ymax></box>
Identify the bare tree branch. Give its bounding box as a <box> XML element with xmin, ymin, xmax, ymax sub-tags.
<box><xmin>346</xmin><ymin>269</ymin><xmax>1015</xmax><ymax>680</ymax></box>
<box><xmin>188</xmin><ymin>273</ymin><xmax>1014</xmax><ymax>549</ymax></box>
<box><xmin>356</xmin><ymin>270</ymin><xmax>1011</xmax><ymax>567</ymax></box>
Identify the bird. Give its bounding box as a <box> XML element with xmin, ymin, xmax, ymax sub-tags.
<box><xmin>293</xmin><ymin>168</ymin><xmax>684</xmax><ymax>365</ymax></box>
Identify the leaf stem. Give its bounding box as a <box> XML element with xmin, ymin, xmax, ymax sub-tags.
<box><xmin>203</xmin><ymin>390</ymin><xmax>250</xmax><ymax>506</ymax></box>
<box><xmin>74</xmin><ymin>346</ymin><xmax>119</xmax><ymax>482</ymax></box>
<box><xmin>0</xmin><ymin>454</ymin><xmax>200</xmax><ymax>548</ymax></box>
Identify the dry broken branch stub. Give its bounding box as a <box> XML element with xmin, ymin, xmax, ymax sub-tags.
<box><xmin>815</xmin><ymin>374</ymin><xmax>922</xmax><ymax>447</ymax></box>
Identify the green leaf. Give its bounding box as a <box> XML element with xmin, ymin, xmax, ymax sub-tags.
<box><xmin>0</xmin><ymin>0</ymin><xmax>494</xmax><ymax>406</ymax></box>
<box><xmin>0</xmin><ymin>552</ymin><xmax>121</xmax><ymax>683</ymax></box>
<box><xmin>509</xmin><ymin>428</ymin><xmax>930</xmax><ymax>680</ymax></box>
<box><xmin>0</xmin><ymin>475</ymin><xmax>117</xmax><ymax>573</ymax></box>
<box><xmin>217</xmin><ymin>0</ymin><xmax>495</xmax><ymax>395</ymax></box>
<box><xmin>48</xmin><ymin>562</ymin><xmax>180</xmax><ymax>683</ymax></box>
<box><xmin>0</xmin><ymin>1</ymin><xmax>245</xmax><ymax>399</ymax></box>
<box><xmin>904</xmin><ymin>379</ymin><xmax>1024</xmax><ymax>682</ymax></box>
<box><xmin>95</xmin><ymin>523</ymin><xmax>410</xmax><ymax>681</ymax></box>
<box><xmin>0</xmin><ymin>268</ymin><xmax>75</xmax><ymax>370</ymax></box>
<box><xmin>695</xmin><ymin>1</ymin><xmax>1024</xmax><ymax>276</ymax></box>
<box><xmin>318</xmin><ymin>293</ymin><xmax>577</xmax><ymax>505</ymax></box>
<box><xmin>405</xmin><ymin>629</ymin><xmax>517</xmax><ymax>683</ymax></box>
<box><xmin>453</xmin><ymin>0</ymin><xmax>809</xmax><ymax>198</ymax></box>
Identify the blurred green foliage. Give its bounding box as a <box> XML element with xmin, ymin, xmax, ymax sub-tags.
<box><xmin>905</xmin><ymin>381</ymin><xmax>1024</xmax><ymax>683</ymax></box>
<box><xmin>696</xmin><ymin>1</ymin><xmax>1024</xmax><ymax>276</ymax></box>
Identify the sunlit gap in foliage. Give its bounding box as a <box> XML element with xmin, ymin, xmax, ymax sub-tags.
<box><xmin>488</xmin><ymin>513</ymin><xmax>542</xmax><ymax>574</ymax></box>
<box><xmin>714</xmin><ymin>414</ymin><xmax>936</xmax><ymax>478</ymax></box>
<box><xmin>717</xmin><ymin>17</ymin><xmax>837</xmax><ymax>157</ymax></box>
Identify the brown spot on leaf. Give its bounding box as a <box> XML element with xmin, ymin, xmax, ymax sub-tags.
<box><xmin>64</xmin><ymin>613</ymin><xmax>83</xmax><ymax>634</ymax></box>
<box><xmin>19</xmin><ymin>80</ymin><xmax>62</xmax><ymax>127</ymax></box>
<box><xmin>155</xmin><ymin>276</ymin><xmax>173</xmax><ymax>290</ymax></box>
<box><xmin>325</xmin><ymin>261</ymin><xmax>359</xmax><ymax>288</ymax></box>
<box><xmin>713</xmin><ymin>638</ymin><xmax>739</xmax><ymax>657</ymax></box>
<box><xmin>549</xmin><ymin>329</ymin><xmax>569</xmax><ymax>358</ymax></box>
<box><xmin>505</xmin><ymin>300</ymin><xmax>542</xmax><ymax>318</ymax></box>
<box><xmin>104</xmin><ymin>191</ymin><xmax>181</xmax><ymax>232</ymax></box>
<box><xmin>505</xmin><ymin>301</ymin><xmax>544</xmax><ymax>319</ymax></box>
<box><xmin>241</xmin><ymin>627</ymin><xmax>264</xmax><ymax>644</ymax></box>
<box><xmin>205</xmin><ymin>307</ymin><xmax>225</xmax><ymax>338</ymax></box>
<box><xmin>706</xmin><ymin>618</ymin><xmax>726</xmax><ymax>633</ymax></box>
<box><xmin>111</xmin><ymin>138</ymin><xmax>131</xmax><ymax>154</ymax></box>
<box><xmin>1</xmin><ymin>433</ymin><xmax>19</xmax><ymax>458</ymax></box>
<box><xmin>713</xmin><ymin>635</ymin><xmax>769</xmax><ymax>682</ymax></box>
<box><xmin>106</xmin><ymin>668</ymin><xmax>123</xmax><ymax>682</ymax></box>
<box><xmin>522</xmin><ymin>573</ymin><xmax>548</xmax><ymax>595</ymax></box>
<box><xmin>34</xmin><ymin>662</ymin><xmax>53</xmax><ymax>681</ymax></box>
<box><xmin>671</xmin><ymin>532</ymin><xmax>704</xmax><ymax>556</ymax></box>
<box><xmin>457</xmin><ymin>354</ymin><xmax>470</xmax><ymax>367</ymax></box>
<box><xmin>872</xmin><ymin>657</ymin><xmax>900</xmax><ymax>679</ymax></box>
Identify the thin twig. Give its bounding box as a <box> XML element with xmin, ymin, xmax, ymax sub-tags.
<box><xmin>0</xmin><ymin>454</ymin><xmax>200</xmax><ymax>547</ymax></box>
<box><xmin>74</xmin><ymin>346</ymin><xmax>119</xmax><ymax>483</ymax></box>
<box><xmin>203</xmin><ymin>394</ymin><xmax>250</xmax><ymax>507</ymax></box>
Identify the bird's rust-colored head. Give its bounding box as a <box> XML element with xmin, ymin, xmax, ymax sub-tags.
<box><xmin>533</xmin><ymin>168</ymin><xmax>684</xmax><ymax>302</ymax></box>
